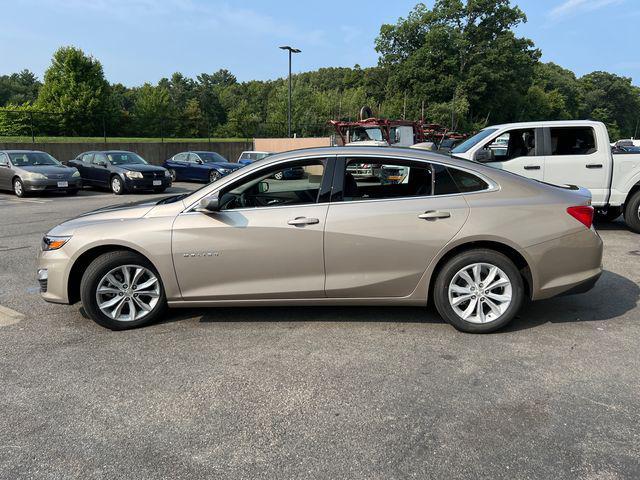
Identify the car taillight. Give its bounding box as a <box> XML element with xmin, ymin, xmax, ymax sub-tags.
<box><xmin>567</xmin><ymin>206</ymin><xmax>594</xmax><ymax>228</ymax></box>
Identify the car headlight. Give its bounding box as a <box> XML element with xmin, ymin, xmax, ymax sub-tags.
<box><xmin>28</xmin><ymin>172</ymin><xmax>47</xmax><ymax>180</ymax></box>
<box><xmin>125</xmin><ymin>171</ymin><xmax>143</xmax><ymax>179</ymax></box>
<box><xmin>164</xmin><ymin>170</ymin><xmax>171</xmax><ymax>178</ymax></box>
<box><xmin>72</xmin><ymin>170</ymin><xmax>80</xmax><ymax>177</ymax></box>
<box><xmin>41</xmin><ymin>235</ymin><xmax>71</xmax><ymax>251</ymax></box>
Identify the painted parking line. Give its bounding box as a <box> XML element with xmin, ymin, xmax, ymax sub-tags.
<box><xmin>0</xmin><ymin>305</ymin><xmax>24</xmax><ymax>327</ymax></box>
<box><xmin>0</xmin><ymin>197</ymin><xmax>53</xmax><ymax>205</ymax></box>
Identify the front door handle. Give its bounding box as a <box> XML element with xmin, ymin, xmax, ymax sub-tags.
<box><xmin>287</xmin><ymin>217</ymin><xmax>320</xmax><ymax>226</ymax></box>
<box><xmin>586</xmin><ymin>164</ymin><xmax>603</xmax><ymax>169</ymax></box>
<box><xmin>418</xmin><ymin>210</ymin><xmax>451</xmax><ymax>220</ymax></box>
<box><xmin>524</xmin><ymin>165</ymin><xmax>541</xmax><ymax>170</ymax></box>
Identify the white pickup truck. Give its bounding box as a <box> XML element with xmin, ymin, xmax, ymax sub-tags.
<box><xmin>450</xmin><ymin>120</ymin><xmax>640</xmax><ymax>232</ymax></box>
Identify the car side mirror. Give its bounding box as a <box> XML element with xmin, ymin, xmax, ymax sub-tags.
<box><xmin>475</xmin><ymin>149</ymin><xmax>495</xmax><ymax>163</ymax></box>
<box><xmin>199</xmin><ymin>193</ymin><xmax>220</xmax><ymax>212</ymax></box>
<box><xmin>0</xmin><ymin>162</ymin><xmax>8</xmax><ymax>168</ymax></box>
<box><xmin>258</xmin><ymin>181</ymin><xmax>269</xmax><ymax>193</ymax></box>
<box><xmin>196</xmin><ymin>158</ymin><xmax>203</xmax><ymax>164</ymax></box>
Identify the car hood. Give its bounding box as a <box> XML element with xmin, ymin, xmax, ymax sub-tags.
<box><xmin>117</xmin><ymin>164</ymin><xmax>166</xmax><ymax>173</ymax></box>
<box><xmin>21</xmin><ymin>165</ymin><xmax>77</xmax><ymax>176</ymax></box>
<box><xmin>47</xmin><ymin>198</ymin><xmax>160</xmax><ymax>236</ymax></box>
<box><xmin>207</xmin><ymin>162</ymin><xmax>241</xmax><ymax>170</ymax></box>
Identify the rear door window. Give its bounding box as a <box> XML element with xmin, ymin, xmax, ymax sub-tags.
<box><xmin>549</xmin><ymin>127</ymin><xmax>596</xmax><ymax>155</ymax></box>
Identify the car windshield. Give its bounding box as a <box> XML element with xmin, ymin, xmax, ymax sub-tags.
<box><xmin>107</xmin><ymin>152</ymin><xmax>147</xmax><ymax>165</ymax></box>
<box><xmin>198</xmin><ymin>152</ymin><xmax>227</xmax><ymax>163</ymax></box>
<box><xmin>9</xmin><ymin>152</ymin><xmax>60</xmax><ymax>166</ymax></box>
<box><xmin>451</xmin><ymin>128</ymin><xmax>498</xmax><ymax>154</ymax></box>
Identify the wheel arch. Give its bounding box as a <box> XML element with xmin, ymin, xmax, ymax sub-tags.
<box><xmin>426</xmin><ymin>240</ymin><xmax>534</xmax><ymax>305</ymax></box>
<box><xmin>67</xmin><ymin>244</ymin><xmax>161</xmax><ymax>304</ymax></box>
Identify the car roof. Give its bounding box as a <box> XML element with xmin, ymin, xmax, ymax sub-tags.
<box><xmin>241</xmin><ymin>150</ymin><xmax>270</xmax><ymax>154</ymax></box>
<box><xmin>0</xmin><ymin>149</ymin><xmax>46</xmax><ymax>154</ymax></box>
<box><xmin>192</xmin><ymin>151</ymin><xmax>224</xmax><ymax>154</ymax></box>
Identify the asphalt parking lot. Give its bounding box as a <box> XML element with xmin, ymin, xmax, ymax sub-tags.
<box><xmin>1</xmin><ymin>184</ymin><xmax>639</xmax><ymax>479</ymax></box>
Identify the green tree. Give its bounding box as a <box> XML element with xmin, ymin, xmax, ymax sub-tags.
<box><xmin>0</xmin><ymin>70</ymin><xmax>41</xmax><ymax>106</ymax></box>
<box><xmin>132</xmin><ymin>83</ymin><xmax>170</xmax><ymax>137</ymax></box>
<box><xmin>36</xmin><ymin>46</ymin><xmax>111</xmax><ymax>135</ymax></box>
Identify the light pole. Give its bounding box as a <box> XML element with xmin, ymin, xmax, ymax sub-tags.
<box><xmin>279</xmin><ymin>45</ymin><xmax>301</xmax><ymax>138</ymax></box>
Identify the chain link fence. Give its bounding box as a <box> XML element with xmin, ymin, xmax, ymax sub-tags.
<box><xmin>0</xmin><ymin>109</ymin><xmax>334</xmax><ymax>142</ymax></box>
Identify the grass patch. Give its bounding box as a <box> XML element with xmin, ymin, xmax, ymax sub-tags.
<box><xmin>0</xmin><ymin>136</ymin><xmax>250</xmax><ymax>143</ymax></box>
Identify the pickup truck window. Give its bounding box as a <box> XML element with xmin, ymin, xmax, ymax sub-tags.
<box><xmin>451</xmin><ymin>128</ymin><xmax>498</xmax><ymax>154</ymax></box>
<box><xmin>550</xmin><ymin>127</ymin><xmax>596</xmax><ymax>155</ymax></box>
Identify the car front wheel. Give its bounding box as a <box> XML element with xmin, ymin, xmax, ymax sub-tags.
<box><xmin>80</xmin><ymin>251</ymin><xmax>167</xmax><ymax>330</ymax></box>
<box><xmin>433</xmin><ymin>249</ymin><xmax>524</xmax><ymax>333</ymax></box>
<box><xmin>13</xmin><ymin>178</ymin><xmax>26</xmax><ymax>197</ymax></box>
<box><xmin>111</xmin><ymin>176</ymin><xmax>125</xmax><ymax>195</ymax></box>
<box><xmin>209</xmin><ymin>170</ymin><xmax>221</xmax><ymax>183</ymax></box>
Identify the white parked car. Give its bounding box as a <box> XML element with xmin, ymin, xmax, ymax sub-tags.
<box><xmin>451</xmin><ymin>120</ymin><xmax>640</xmax><ymax>232</ymax></box>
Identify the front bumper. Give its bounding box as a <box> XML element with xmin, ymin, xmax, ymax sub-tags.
<box><xmin>24</xmin><ymin>178</ymin><xmax>82</xmax><ymax>192</ymax></box>
<box><xmin>123</xmin><ymin>177</ymin><xmax>172</xmax><ymax>191</ymax></box>
<box><xmin>526</xmin><ymin>228</ymin><xmax>603</xmax><ymax>300</ymax></box>
<box><xmin>37</xmin><ymin>248</ymin><xmax>72</xmax><ymax>304</ymax></box>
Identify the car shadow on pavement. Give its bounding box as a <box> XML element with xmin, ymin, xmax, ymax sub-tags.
<box><xmin>593</xmin><ymin>219</ymin><xmax>631</xmax><ymax>232</ymax></box>
<box><xmin>504</xmin><ymin>270</ymin><xmax>639</xmax><ymax>332</ymax></box>
<box><xmin>158</xmin><ymin>270</ymin><xmax>638</xmax><ymax>332</ymax></box>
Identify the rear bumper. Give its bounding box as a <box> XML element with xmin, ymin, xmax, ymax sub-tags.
<box><xmin>24</xmin><ymin>178</ymin><xmax>82</xmax><ymax>192</ymax></box>
<box><xmin>526</xmin><ymin>228</ymin><xmax>603</xmax><ymax>300</ymax></box>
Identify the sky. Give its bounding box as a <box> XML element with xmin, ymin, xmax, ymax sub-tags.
<box><xmin>0</xmin><ymin>0</ymin><xmax>638</xmax><ymax>86</ymax></box>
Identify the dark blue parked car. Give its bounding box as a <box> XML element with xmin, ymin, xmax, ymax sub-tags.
<box><xmin>163</xmin><ymin>151</ymin><xmax>242</xmax><ymax>183</ymax></box>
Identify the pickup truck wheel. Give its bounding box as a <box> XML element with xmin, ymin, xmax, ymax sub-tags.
<box><xmin>595</xmin><ymin>207</ymin><xmax>622</xmax><ymax>222</ymax></box>
<box><xmin>623</xmin><ymin>191</ymin><xmax>640</xmax><ymax>233</ymax></box>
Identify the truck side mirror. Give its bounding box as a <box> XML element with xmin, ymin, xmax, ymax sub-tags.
<box><xmin>475</xmin><ymin>149</ymin><xmax>495</xmax><ymax>163</ymax></box>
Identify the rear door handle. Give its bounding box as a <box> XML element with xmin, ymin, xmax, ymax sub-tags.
<box><xmin>524</xmin><ymin>165</ymin><xmax>541</xmax><ymax>170</ymax></box>
<box><xmin>418</xmin><ymin>210</ymin><xmax>451</xmax><ymax>220</ymax></box>
<box><xmin>287</xmin><ymin>217</ymin><xmax>320</xmax><ymax>226</ymax></box>
<box><xmin>586</xmin><ymin>164</ymin><xmax>603</xmax><ymax>169</ymax></box>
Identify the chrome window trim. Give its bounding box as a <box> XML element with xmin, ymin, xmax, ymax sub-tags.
<box><xmin>182</xmin><ymin>153</ymin><xmax>499</xmax><ymax>213</ymax></box>
<box><xmin>183</xmin><ymin>155</ymin><xmax>333</xmax><ymax>213</ymax></box>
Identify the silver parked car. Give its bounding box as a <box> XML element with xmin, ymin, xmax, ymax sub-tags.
<box><xmin>0</xmin><ymin>150</ymin><xmax>82</xmax><ymax>197</ymax></box>
<box><xmin>37</xmin><ymin>147</ymin><xmax>603</xmax><ymax>333</ymax></box>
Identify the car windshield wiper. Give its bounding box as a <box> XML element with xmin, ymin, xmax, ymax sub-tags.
<box><xmin>156</xmin><ymin>193</ymin><xmax>188</xmax><ymax>205</ymax></box>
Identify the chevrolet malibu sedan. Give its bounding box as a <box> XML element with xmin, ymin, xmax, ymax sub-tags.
<box><xmin>38</xmin><ymin>146</ymin><xmax>603</xmax><ymax>333</ymax></box>
<box><xmin>68</xmin><ymin>151</ymin><xmax>171</xmax><ymax>195</ymax></box>
<box><xmin>163</xmin><ymin>151</ymin><xmax>242</xmax><ymax>183</ymax></box>
<box><xmin>0</xmin><ymin>150</ymin><xmax>82</xmax><ymax>197</ymax></box>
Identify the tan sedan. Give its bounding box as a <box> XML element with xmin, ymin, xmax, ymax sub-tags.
<box><xmin>38</xmin><ymin>147</ymin><xmax>603</xmax><ymax>333</ymax></box>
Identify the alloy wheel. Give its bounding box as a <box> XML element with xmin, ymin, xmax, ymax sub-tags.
<box><xmin>111</xmin><ymin>177</ymin><xmax>122</xmax><ymax>194</ymax></box>
<box><xmin>209</xmin><ymin>170</ymin><xmax>221</xmax><ymax>183</ymax></box>
<box><xmin>95</xmin><ymin>265</ymin><xmax>160</xmax><ymax>322</ymax></box>
<box><xmin>14</xmin><ymin>179</ymin><xmax>23</xmax><ymax>196</ymax></box>
<box><xmin>169</xmin><ymin>169</ymin><xmax>176</xmax><ymax>182</ymax></box>
<box><xmin>448</xmin><ymin>262</ymin><xmax>512</xmax><ymax>324</ymax></box>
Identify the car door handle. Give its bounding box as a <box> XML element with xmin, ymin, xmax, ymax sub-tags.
<box><xmin>418</xmin><ymin>210</ymin><xmax>451</xmax><ymax>220</ymax></box>
<box><xmin>287</xmin><ymin>217</ymin><xmax>320</xmax><ymax>226</ymax></box>
<box><xmin>586</xmin><ymin>164</ymin><xmax>603</xmax><ymax>169</ymax></box>
<box><xmin>524</xmin><ymin>165</ymin><xmax>541</xmax><ymax>170</ymax></box>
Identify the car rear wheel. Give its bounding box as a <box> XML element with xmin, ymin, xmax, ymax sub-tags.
<box><xmin>13</xmin><ymin>178</ymin><xmax>26</xmax><ymax>197</ymax></box>
<box><xmin>80</xmin><ymin>251</ymin><xmax>167</xmax><ymax>330</ymax></box>
<box><xmin>209</xmin><ymin>170</ymin><xmax>221</xmax><ymax>183</ymax></box>
<box><xmin>623</xmin><ymin>190</ymin><xmax>640</xmax><ymax>233</ymax></box>
<box><xmin>111</xmin><ymin>176</ymin><xmax>125</xmax><ymax>195</ymax></box>
<box><xmin>433</xmin><ymin>249</ymin><xmax>524</xmax><ymax>333</ymax></box>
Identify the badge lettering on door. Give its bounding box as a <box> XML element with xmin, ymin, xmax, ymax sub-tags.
<box><xmin>182</xmin><ymin>252</ymin><xmax>220</xmax><ymax>258</ymax></box>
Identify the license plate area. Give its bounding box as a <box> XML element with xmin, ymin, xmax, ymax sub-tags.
<box><xmin>57</xmin><ymin>181</ymin><xmax>68</xmax><ymax>188</ymax></box>
<box><xmin>153</xmin><ymin>180</ymin><xmax>162</xmax><ymax>186</ymax></box>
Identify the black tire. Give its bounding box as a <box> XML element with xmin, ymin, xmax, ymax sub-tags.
<box><xmin>595</xmin><ymin>207</ymin><xmax>622</xmax><ymax>222</ymax></box>
<box><xmin>433</xmin><ymin>249</ymin><xmax>525</xmax><ymax>333</ymax></box>
<box><xmin>80</xmin><ymin>250</ymin><xmax>167</xmax><ymax>330</ymax></box>
<box><xmin>13</xmin><ymin>178</ymin><xmax>26</xmax><ymax>197</ymax></box>
<box><xmin>66</xmin><ymin>189</ymin><xmax>79</xmax><ymax>196</ymax></box>
<box><xmin>111</xmin><ymin>175</ymin><xmax>125</xmax><ymax>195</ymax></box>
<box><xmin>168</xmin><ymin>169</ymin><xmax>176</xmax><ymax>182</ymax></box>
<box><xmin>209</xmin><ymin>170</ymin><xmax>221</xmax><ymax>183</ymax></box>
<box><xmin>623</xmin><ymin>190</ymin><xmax>640</xmax><ymax>233</ymax></box>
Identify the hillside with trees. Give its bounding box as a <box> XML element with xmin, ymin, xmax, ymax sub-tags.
<box><xmin>1</xmin><ymin>0</ymin><xmax>639</xmax><ymax>140</ymax></box>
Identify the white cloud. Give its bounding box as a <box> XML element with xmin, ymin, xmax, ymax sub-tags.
<box><xmin>549</xmin><ymin>0</ymin><xmax>625</xmax><ymax>20</ymax></box>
